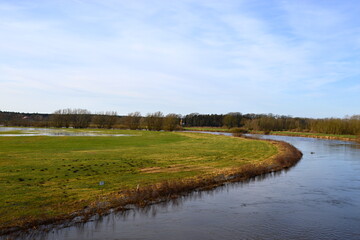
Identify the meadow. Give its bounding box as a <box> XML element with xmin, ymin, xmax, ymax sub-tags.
<box><xmin>0</xmin><ymin>129</ymin><xmax>282</xmax><ymax>231</ymax></box>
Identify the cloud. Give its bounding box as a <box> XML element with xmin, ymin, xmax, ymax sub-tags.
<box><xmin>1</xmin><ymin>0</ymin><xmax>360</xmax><ymax>117</ymax></box>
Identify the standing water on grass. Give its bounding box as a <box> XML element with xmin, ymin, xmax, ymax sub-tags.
<box><xmin>6</xmin><ymin>135</ymin><xmax>360</xmax><ymax>240</ymax></box>
<box><xmin>0</xmin><ymin>127</ymin><xmax>132</xmax><ymax>137</ymax></box>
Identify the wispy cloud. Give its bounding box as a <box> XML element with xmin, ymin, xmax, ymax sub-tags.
<box><xmin>1</xmin><ymin>0</ymin><xmax>360</xmax><ymax>117</ymax></box>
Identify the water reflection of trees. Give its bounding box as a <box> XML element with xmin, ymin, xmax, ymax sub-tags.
<box><xmin>105</xmin><ymin>167</ymin><xmax>293</xmax><ymax>221</ymax></box>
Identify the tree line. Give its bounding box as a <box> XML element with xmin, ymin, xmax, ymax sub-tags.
<box><xmin>184</xmin><ymin>112</ymin><xmax>360</xmax><ymax>135</ymax></box>
<box><xmin>0</xmin><ymin>109</ymin><xmax>182</xmax><ymax>131</ymax></box>
<box><xmin>1</xmin><ymin>110</ymin><xmax>359</xmax><ymax>135</ymax></box>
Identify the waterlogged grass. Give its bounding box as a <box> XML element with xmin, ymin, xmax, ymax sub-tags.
<box><xmin>0</xmin><ymin>129</ymin><xmax>278</xmax><ymax>229</ymax></box>
<box><xmin>0</xmin><ymin>130</ymin><xmax>25</xmax><ymax>135</ymax></box>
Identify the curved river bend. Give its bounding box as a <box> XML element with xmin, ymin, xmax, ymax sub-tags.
<box><xmin>10</xmin><ymin>134</ymin><xmax>360</xmax><ymax>240</ymax></box>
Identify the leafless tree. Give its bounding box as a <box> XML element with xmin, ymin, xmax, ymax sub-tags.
<box><xmin>93</xmin><ymin>112</ymin><xmax>107</xmax><ymax>128</ymax></box>
<box><xmin>123</xmin><ymin>112</ymin><xmax>142</xmax><ymax>130</ymax></box>
<box><xmin>51</xmin><ymin>108</ymin><xmax>72</xmax><ymax>128</ymax></box>
<box><xmin>51</xmin><ymin>108</ymin><xmax>91</xmax><ymax>128</ymax></box>
<box><xmin>146</xmin><ymin>111</ymin><xmax>164</xmax><ymax>131</ymax></box>
<box><xmin>72</xmin><ymin>109</ymin><xmax>92</xmax><ymax>128</ymax></box>
<box><xmin>104</xmin><ymin>111</ymin><xmax>118</xmax><ymax>128</ymax></box>
<box><xmin>163</xmin><ymin>113</ymin><xmax>181</xmax><ymax>131</ymax></box>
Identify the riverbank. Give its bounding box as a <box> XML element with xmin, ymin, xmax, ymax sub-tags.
<box><xmin>184</xmin><ymin>127</ymin><xmax>359</xmax><ymax>142</ymax></box>
<box><xmin>0</xmin><ymin>130</ymin><xmax>302</xmax><ymax>236</ymax></box>
<box><xmin>264</xmin><ymin>131</ymin><xmax>358</xmax><ymax>142</ymax></box>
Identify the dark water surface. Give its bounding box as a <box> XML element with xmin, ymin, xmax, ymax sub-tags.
<box><xmin>8</xmin><ymin>135</ymin><xmax>360</xmax><ymax>239</ymax></box>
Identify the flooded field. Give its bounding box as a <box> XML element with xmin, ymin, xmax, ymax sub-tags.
<box><xmin>0</xmin><ymin>127</ymin><xmax>133</xmax><ymax>137</ymax></box>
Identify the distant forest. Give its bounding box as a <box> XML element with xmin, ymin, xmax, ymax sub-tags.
<box><xmin>1</xmin><ymin>109</ymin><xmax>360</xmax><ymax>136</ymax></box>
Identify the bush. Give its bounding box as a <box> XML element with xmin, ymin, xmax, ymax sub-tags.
<box><xmin>263</xmin><ymin>130</ymin><xmax>271</xmax><ymax>135</ymax></box>
<box><xmin>231</xmin><ymin>128</ymin><xmax>248</xmax><ymax>137</ymax></box>
<box><xmin>230</xmin><ymin>128</ymin><xmax>248</xmax><ymax>134</ymax></box>
<box><xmin>163</xmin><ymin>114</ymin><xmax>181</xmax><ymax>131</ymax></box>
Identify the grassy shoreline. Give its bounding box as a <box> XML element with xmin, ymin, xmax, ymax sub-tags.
<box><xmin>264</xmin><ymin>131</ymin><xmax>357</xmax><ymax>141</ymax></box>
<box><xmin>183</xmin><ymin>127</ymin><xmax>359</xmax><ymax>142</ymax></box>
<box><xmin>0</xmin><ymin>129</ymin><xmax>302</xmax><ymax>235</ymax></box>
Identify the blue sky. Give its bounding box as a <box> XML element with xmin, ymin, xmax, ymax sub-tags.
<box><xmin>1</xmin><ymin>0</ymin><xmax>359</xmax><ymax>118</ymax></box>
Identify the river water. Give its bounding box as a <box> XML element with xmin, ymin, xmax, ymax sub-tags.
<box><xmin>7</xmin><ymin>134</ymin><xmax>360</xmax><ymax>239</ymax></box>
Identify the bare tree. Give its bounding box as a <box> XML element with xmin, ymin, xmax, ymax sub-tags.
<box><xmin>93</xmin><ymin>112</ymin><xmax>107</xmax><ymax>128</ymax></box>
<box><xmin>51</xmin><ymin>108</ymin><xmax>91</xmax><ymax>128</ymax></box>
<box><xmin>146</xmin><ymin>111</ymin><xmax>164</xmax><ymax>131</ymax></box>
<box><xmin>93</xmin><ymin>111</ymin><xmax>117</xmax><ymax>128</ymax></box>
<box><xmin>104</xmin><ymin>111</ymin><xmax>118</xmax><ymax>128</ymax></box>
<box><xmin>51</xmin><ymin>109</ymin><xmax>64</xmax><ymax>128</ymax></box>
<box><xmin>51</xmin><ymin>108</ymin><xmax>72</xmax><ymax>128</ymax></box>
<box><xmin>123</xmin><ymin>112</ymin><xmax>142</xmax><ymax>130</ymax></box>
<box><xmin>72</xmin><ymin>109</ymin><xmax>92</xmax><ymax>128</ymax></box>
<box><xmin>163</xmin><ymin>113</ymin><xmax>181</xmax><ymax>131</ymax></box>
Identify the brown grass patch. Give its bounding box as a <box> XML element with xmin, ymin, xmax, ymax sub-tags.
<box><xmin>140</xmin><ymin>164</ymin><xmax>214</xmax><ymax>173</ymax></box>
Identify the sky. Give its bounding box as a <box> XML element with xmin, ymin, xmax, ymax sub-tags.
<box><xmin>1</xmin><ymin>0</ymin><xmax>360</xmax><ymax>118</ymax></box>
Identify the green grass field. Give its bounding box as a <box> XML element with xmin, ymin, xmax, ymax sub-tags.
<box><xmin>0</xmin><ymin>129</ymin><xmax>278</xmax><ymax>229</ymax></box>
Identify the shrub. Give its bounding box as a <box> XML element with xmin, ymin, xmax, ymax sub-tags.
<box><xmin>231</xmin><ymin>128</ymin><xmax>248</xmax><ymax>137</ymax></box>
<box><xmin>263</xmin><ymin>130</ymin><xmax>271</xmax><ymax>135</ymax></box>
<box><xmin>231</xmin><ymin>128</ymin><xmax>248</xmax><ymax>134</ymax></box>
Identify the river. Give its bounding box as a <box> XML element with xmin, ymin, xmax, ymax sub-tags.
<box><xmin>6</xmin><ymin>134</ymin><xmax>360</xmax><ymax>239</ymax></box>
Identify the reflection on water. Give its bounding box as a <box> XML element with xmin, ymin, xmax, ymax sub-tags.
<box><xmin>5</xmin><ymin>171</ymin><xmax>290</xmax><ymax>240</ymax></box>
<box><xmin>2</xmin><ymin>134</ymin><xmax>360</xmax><ymax>240</ymax></box>
<box><xmin>0</xmin><ymin>127</ymin><xmax>23</xmax><ymax>131</ymax></box>
<box><xmin>0</xmin><ymin>127</ymin><xmax>133</xmax><ymax>137</ymax></box>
